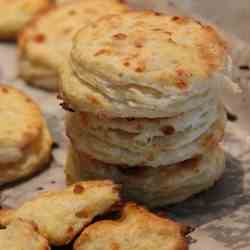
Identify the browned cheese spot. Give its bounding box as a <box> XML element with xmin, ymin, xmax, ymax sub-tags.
<box><xmin>123</xmin><ymin>61</ymin><xmax>130</xmax><ymax>67</ymax></box>
<box><xmin>171</xmin><ymin>16</ymin><xmax>188</xmax><ymax>24</ymax></box>
<box><xmin>75</xmin><ymin>209</ymin><xmax>89</xmax><ymax>218</ymax></box>
<box><xmin>31</xmin><ymin>221</ymin><xmax>39</xmax><ymax>232</ymax></box>
<box><xmin>33</xmin><ymin>33</ymin><xmax>46</xmax><ymax>43</ymax></box>
<box><xmin>154</xmin><ymin>12</ymin><xmax>162</xmax><ymax>16</ymax></box>
<box><xmin>25</xmin><ymin>97</ymin><xmax>32</xmax><ymax>103</ymax></box>
<box><xmin>94</xmin><ymin>48</ymin><xmax>110</xmax><ymax>56</ymax></box>
<box><xmin>73</xmin><ymin>184</ymin><xmax>85</xmax><ymax>194</ymax></box>
<box><xmin>152</xmin><ymin>28</ymin><xmax>163</xmax><ymax>32</ymax></box>
<box><xmin>176</xmin><ymin>79</ymin><xmax>188</xmax><ymax>89</ymax></box>
<box><xmin>1</xmin><ymin>87</ymin><xmax>9</xmax><ymax>93</ymax></box>
<box><xmin>112</xmin><ymin>242</ymin><xmax>120</xmax><ymax>250</ymax></box>
<box><xmin>113</xmin><ymin>33</ymin><xmax>127</xmax><ymax>40</ymax></box>
<box><xmin>88</xmin><ymin>95</ymin><xmax>100</xmax><ymax>105</ymax></box>
<box><xmin>172</xmin><ymin>16</ymin><xmax>180</xmax><ymax>21</ymax></box>
<box><xmin>79</xmin><ymin>113</ymin><xmax>88</xmax><ymax>126</ymax></box>
<box><xmin>176</xmin><ymin>68</ymin><xmax>186</xmax><ymax>77</ymax></box>
<box><xmin>68</xmin><ymin>10</ymin><xmax>76</xmax><ymax>16</ymax></box>
<box><xmin>205</xmin><ymin>134</ymin><xmax>219</xmax><ymax>147</ymax></box>
<box><xmin>135</xmin><ymin>63</ymin><xmax>146</xmax><ymax>73</ymax></box>
<box><xmin>67</xmin><ymin>226</ymin><xmax>74</xmax><ymax>235</ymax></box>
<box><xmin>134</xmin><ymin>41</ymin><xmax>143</xmax><ymax>48</ymax></box>
<box><xmin>161</xmin><ymin>126</ymin><xmax>175</xmax><ymax>135</ymax></box>
<box><xmin>183</xmin><ymin>156</ymin><xmax>201</xmax><ymax>169</ymax></box>
<box><xmin>164</xmin><ymin>31</ymin><xmax>172</xmax><ymax>35</ymax></box>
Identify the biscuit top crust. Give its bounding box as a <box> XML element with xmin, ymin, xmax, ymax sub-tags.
<box><xmin>72</xmin><ymin>11</ymin><xmax>228</xmax><ymax>90</ymax></box>
<box><xmin>0</xmin><ymin>85</ymin><xmax>43</xmax><ymax>163</ymax></box>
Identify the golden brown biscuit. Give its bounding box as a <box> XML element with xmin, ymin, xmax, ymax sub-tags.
<box><xmin>19</xmin><ymin>0</ymin><xmax>129</xmax><ymax>91</ymax></box>
<box><xmin>0</xmin><ymin>0</ymin><xmax>50</xmax><ymax>40</ymax></box>
<box><xmin>0</xmin><ymin>85</ymin><xmax>52</xmax><ymax>185</ymax></box>
<box><xmin>0</xmin><ymin>219</ymin><xmax>50</xmax><ymax>250</ymax></box>
<box><xmin>0</xmin><ymin>181</ymin><xmax>120</xmax><ymax>246</ymax></box>
<box><xmin>74</xmin><ymin>203</ymin><xmax>189</xmax><ymax>250</ymax></box>
<box><xmin>65</xmin><ymin>146</ymin><xmax>225</xmax><ymax>207</ymax></box>
<box><xmin>60</xmin><ymin>11</ymin><xmax>229</xmax><ymax>118</ymax></box>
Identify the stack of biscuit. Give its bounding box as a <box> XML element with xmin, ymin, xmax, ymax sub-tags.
<box><xmin>60</xmin><ymin>11</ymin><xmax>230</xmax><ymax>207</ymax></box>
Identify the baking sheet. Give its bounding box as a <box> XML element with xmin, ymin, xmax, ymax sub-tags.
<box><xmin>0</xmin><ymin>1</ymin><xmax>250</xmax><ymax>249</ymax></box>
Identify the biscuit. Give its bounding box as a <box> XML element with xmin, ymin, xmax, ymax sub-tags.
<box><xmin>19</xmin><ymin>0</ymin><xmax>129</xmax><ymax>91</ymax></box>
<box><xmin>66</xmin><ymin>108</ymin><xmax>225</xmax><ymax>167</ymax></box>
<box><xmin>0</xmin><ymin>0</ymin><xmax>50</xmax><ymax>40</ymax></box>
<box><xmin>0</xmin><ymin>181</ymin><xmax>120</xmax><ymax>246</ymax></box>
<box><xmin>65</xmin><ymin>146</ymin><xmax>225</xmax><ymax>207</ymax></box>
<box><xmin>66</xmin><ymin>99</ymin><xmax>220</xmax><ymax>156</ymax></box>
<box><xmin>60</xmin><ymin>11</ymin><xmax>229</xmax><ymax>118</ymax></box>
<box><xmin>74</xmin><ymin>203</ymin><xmax>189</xmax><ymax>250</ymax></box>
<box><xmin>0</xmin><ymin>219</ymin><xmax>50</xmax><ymax>250</ymax></box>
<box><xmin>0</xmin><ymin>85</ymin><xmax>52</xmax><ymax>185</ymax></box>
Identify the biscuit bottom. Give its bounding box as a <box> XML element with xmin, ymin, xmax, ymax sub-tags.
<box><xmin>65</xmin><ymin>145</ymin><xmax>225</xmax><ymax>208</ymax></box>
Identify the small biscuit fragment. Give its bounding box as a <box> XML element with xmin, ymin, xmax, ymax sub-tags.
<box><xmin>0</xmin><ymin>181</ymin><xmax>120</xmax><ymax>246</ymax></box>
<box><xmin>0</xmin><ymin>0</ymin><xmax>50</xmax><ymax>40</ymax></box>
<box><xmin>0</xmin><ymin>85</ymin><xmax>52</xmax><ymax>185</ymax></box>
<box><xmin>74</xmin><ymin>203</ymin><xmax>189</xmax><ymax>250</ymax></box>
<box><xmin>0</xmin><ymin>219</ymin><xmax>50</xmax><ymax>250</ymax></box>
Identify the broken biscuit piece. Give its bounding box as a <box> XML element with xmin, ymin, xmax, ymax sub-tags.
<box><xmin>0</xmin><ymin>181</ymin><xmax>120</xmax><ymax>246</ymax></box>
<box><xmin>74</xmin><ymin>203</ymin><xmax>189</xmax><ymax>250</ymax></box>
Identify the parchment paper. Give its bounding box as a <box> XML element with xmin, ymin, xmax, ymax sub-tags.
<box><xmin>0</xmin><ymin>1</ymin><xmax>250</xmax><ymax>249</ymax></box>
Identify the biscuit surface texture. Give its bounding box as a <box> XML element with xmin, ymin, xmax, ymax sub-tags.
<box><xmin>74</xmin><ymin>203</ymin><xmax>189</xmax><ymax>250</ymax></box>
<box><xmin>0</xmin><ymin>219</ymin><xmax>50</xmax><ymax>250</ymax></box>
<box><xmin>66</xmin><ymin>107</ymin><xmax>225</xmax><ymax>167</ymax></box>
<box><xmin>60</xmin><ymin>11</ymin><xmax>229</xmax><ymax>117</ymax></box>
<box><xmin>19</xmin><ymin>0</ymin><xmax>129</xmax><ymax>90</ymax></box>
<box><xmin>0</xmin><ymin>85</ymin><xmax>52</xmax><ymax>185</ymax></box>
<box><xmin>0</xmin><ymin>0</ymin><xmax>50</xmax><ymax>39</ymax></box>
<box><xmin>0</xmin><ymin>181</ymin><xmax>120</xmax><ymax>245</ymax></box>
